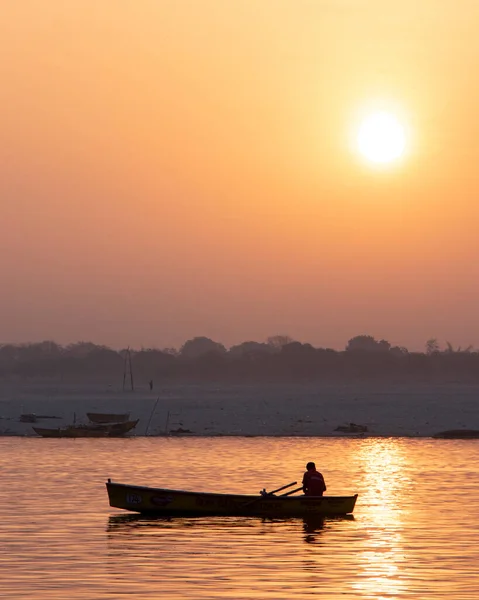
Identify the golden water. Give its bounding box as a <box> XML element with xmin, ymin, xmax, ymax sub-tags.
<box><xmin>1</xmin><ymin>437</ymin><xmax>478</xmax><ymax>599</ymax></box>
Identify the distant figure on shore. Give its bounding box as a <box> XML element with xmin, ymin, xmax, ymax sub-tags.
<box><xmin>149</xmin><ymin>380</ymin><xmax>153</xmax><ymax>391</ymax></box>
<box><xmin>302</xmin><ymin>462</ymin><xmax>326</xmax><ymax>496</ymax></box>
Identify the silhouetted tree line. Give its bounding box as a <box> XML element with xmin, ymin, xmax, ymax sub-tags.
<box><xmin>0</xmin><ymin>335</ymin><xmax>478</xmax><ymax>383</ymax></box>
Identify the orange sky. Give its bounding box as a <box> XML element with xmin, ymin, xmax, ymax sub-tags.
<box><xmin>1</xmin><ymin>1</ymin><xmax>478</xmax><ymax>351</ymax></box>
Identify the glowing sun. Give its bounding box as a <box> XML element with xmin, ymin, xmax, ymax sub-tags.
<box><xmin>357</xmin><ymin>112</ymin><xmax>406</xmax><ymax>164</ymax></box>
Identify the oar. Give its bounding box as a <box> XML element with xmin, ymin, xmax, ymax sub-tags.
<box><xmin>280</xmin><ymin>486</ymin><xmax>303</xmax><ymax>497</ymax></box>
<box><xmin>266</xmin><ymin>481</ymin><xmax>298</xmax><ymax>496</ymax></box>
<box><xmin>241</xmin><ymin>481</ymin><xmax>297</xmax><ymax>509</ymax></box>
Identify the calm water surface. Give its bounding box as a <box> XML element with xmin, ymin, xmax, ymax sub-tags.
<box><xmin>1</xmin><ymin>437</ymin><xmax>478</xmax><ymax>599</ymax></box>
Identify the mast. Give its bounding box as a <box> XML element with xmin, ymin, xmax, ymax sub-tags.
<box><xmin>122</xmin><ymin>347</ymin><xmax>134</xmax><ymax>391</ymax></box>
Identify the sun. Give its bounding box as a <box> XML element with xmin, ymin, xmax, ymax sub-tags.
<box><xmin>357</xmin><ymin>112</ymin><xmax>406</xmax><ymax>165</ymax></box>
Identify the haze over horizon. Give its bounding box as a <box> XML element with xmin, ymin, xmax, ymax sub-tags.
<box><xmin>1</xmin><ymin>1</ymin><xmax>478</xmax><ymax>352</ymax></box>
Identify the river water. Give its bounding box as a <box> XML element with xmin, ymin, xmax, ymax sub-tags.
<box><xmin>1</xmin><ymin>436</ymin><xmax>478</xmax><ymax>599</ymax></box>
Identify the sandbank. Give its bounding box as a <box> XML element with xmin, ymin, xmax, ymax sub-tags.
<box><xmin>0</xmin><ymin>380</ymin><xmax>478</xmax><ymax>438</ymax></box>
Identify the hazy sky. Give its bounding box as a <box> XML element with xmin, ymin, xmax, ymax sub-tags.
<box><xmin>1</xmin><ymin>1</ymin><xmax>479</xmax><ymax>351</ymax></box>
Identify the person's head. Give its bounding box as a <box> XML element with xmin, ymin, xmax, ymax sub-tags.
<box><xmin>306</xmin><ymin>462</ymin><xmax>316</xmax><ymax>471</ymax></box>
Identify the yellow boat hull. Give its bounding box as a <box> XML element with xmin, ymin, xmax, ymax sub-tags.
<box><xmin>106</xmin><ymin>481</ymin><xmax>358</xmax><ymax>517</ymax></box>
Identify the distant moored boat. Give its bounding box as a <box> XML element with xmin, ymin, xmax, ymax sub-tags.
<box><xmin>87</xmin><ymin>412</ymin><xmax>131</xmax><ymax>424</ymax></box>
<box><xmin>32</xmin><ymin>419</ymin><xmax>139</xmax><ymax>438</ymax></box>
<box><xmin>433</xmin><ymin>429</ymin><xmax>479</xmax><ymax>439</ymax></box>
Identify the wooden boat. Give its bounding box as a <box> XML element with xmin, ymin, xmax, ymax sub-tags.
<box><xmin>33</xmin><ymin>419</ymin><xmax>139</xmax><ymax>438</ymax></box>
<box><xmin>433</xmin><ymin>429</ymin><xmax>479</xmax><ymax>439</ymax></box>
<box><xmin>20</xmin><ymin>413</ymin><xmax>37</xmax><ymax>423</ymax></box>
<box><xmin>335</xmin><ymin>422</ymin><xmax>368</xmax><ymax>434</ymax></box>
<box><xmin>87</xmin><ymin>412</ymin><xmax>130</xmax><ymax>424</ymax></box>
<box><xmin>20</xmin><ymin>413</ymin><xmax>61</xmax><ymax>423</ymax></box>
<box><xmin>106</xmin><ymin>480</ymin><xmax>358</xmax><ymax>517</ymax></box>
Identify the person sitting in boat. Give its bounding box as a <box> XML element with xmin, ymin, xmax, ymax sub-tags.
<box><xmin>302</xmin><ymin>462</ymin><xmax>326</xmax><ymax>496</ymax></box>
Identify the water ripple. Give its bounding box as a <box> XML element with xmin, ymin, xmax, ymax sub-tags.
<box><xmin>1</xmin><ymin>437</ymin><xmax>478</xmax><ymax>598</ymax></box>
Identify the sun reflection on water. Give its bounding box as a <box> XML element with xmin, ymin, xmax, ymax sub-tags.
<box><xmin>353</xmin><ymin>439</ymin><xmax>412</xmax><ymax>598</ymax></box>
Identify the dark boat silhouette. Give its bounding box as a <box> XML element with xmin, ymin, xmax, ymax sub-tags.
<box><xmin>106</xmin><ymin>480</ymin><xmax>358</xmax><ymax>517</ymax></box>
<box><xmin>87</xmin><ymin>412</ymin><xmax>130</xmax><ymax>424</ymax></box>
<box><xmin>32</xmin><ymin>419</ymin><xmax>139</xmax><ymax>438</ymax></box>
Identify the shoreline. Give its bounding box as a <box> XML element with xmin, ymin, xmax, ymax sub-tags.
<box><xmin>1</xmin><ymin>380</ymin><xmax>478</xmax><ymax>439</ymax></box>
<box><xmin>0</xmin><ymin>432</ymin><xmax>438</xmax><ymax>438</ymax></box>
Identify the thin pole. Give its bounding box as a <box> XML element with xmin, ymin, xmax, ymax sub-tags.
<box><xmin>122</xmin><ymin>347</ymin><xmax>128</xmax><ymax>392</ymax></box>
<box><xmin>164</xmin><ymin>410</ymin><xmax>170</xmax><ymax>435</ymax></box>
<box><xmin>129</xmin><ymin>349</ymin><xmax>134</xmax><ymax>391</ymax></box>
<box><xmin>145</xmin><ymin>396</ymin><xmax>160</xmax><ymax>436</ymax></box>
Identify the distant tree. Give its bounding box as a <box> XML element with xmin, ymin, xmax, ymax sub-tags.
<box><xmin>426</xmin><ymin>339</ymin><xmax>440</xmax><ymax>355</ymax></box>
<box><xmin>267</xmin><ymin>335</ymin><xmax>294</xmax><ymax>350</ymax></box>
<box><xmin>229</xmin><ymin>341</ymin><xmax>274</xmax><ymax>357</ymax></box>
<box><xmin>378</xmin><ymin>339</ymin><xmax>392</xmax><ymax>352</ymax></box>
<box><xmin>0</xmin><ymin>333</ymin><xmax>479</xmax><ymax>382</ymax></box>
<box><xmin>180</xmin><ymin>337</ymin><xmax>226</xmax><ymax>359</ymax></box>
<box><xmin>444</xmin><ymin>341</ymin><xmax>474</xmax><ymax>354</ymax></box>
<box><xmin>131</xmin><ymin>349</ymin><xmax>176</xmax><ymax>377</ymax></box>
<box><xmin>445</xmin><ymin>341</ymin><xmax>456</xmax><ymax>354</ymax></box>
<box><xmin>81</xmin><ymin>347</ymin><xmax>123</xmax><ymax>372</ymax></box>
<box><xmin>16</xmin><ymin>341</ymin><xmax>63</xmax><ymax>362</ymax></box>
<box><xmin>35</xmin><ymin>341</ymin><xmax>62</xmax><ymax>357</ymax></box>
<box><xmin>346</xmin><ymin>335</ymin><xmax>391</xmax><ymax>353</ymax></box>
<box><xmin>65</xmin><ymin>341</ymin><xmax>107</xmax><ymax>357</ymax></box>
<box><xmin>390</xmin><ymin>345</ymin><xmax>409</xmax><ymax>357</ymax></box>
<box><xmin>162</xmin><ymin>347</ymin><xmax>179</xmax><ymax>356</ymax></box>
<box><xmin>280</xmin><ymin>342</ymin><xmax>316</xmax><ymax>356</ymax></box>
<box><xmin>0</xmin><ymin>344</ymin><xmax>19</xmax><ymax>366</ymax></box>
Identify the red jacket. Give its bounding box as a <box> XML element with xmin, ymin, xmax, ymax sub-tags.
<box><xmin>302</xmin><ymin>469</ymin><xmax>326</xmax><ymax>496</ymax></box>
